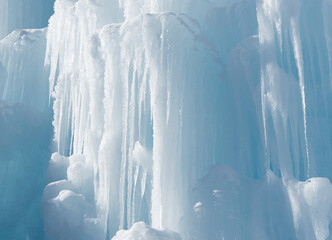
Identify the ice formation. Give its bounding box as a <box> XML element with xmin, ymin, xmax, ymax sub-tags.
<box><xmin>2</xmin><ymin>0</ymin><xmax>332</xmax><ymax>239</ymax></box>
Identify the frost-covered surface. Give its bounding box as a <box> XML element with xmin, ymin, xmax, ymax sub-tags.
<box><xmin>2</xmin><ymin>0</ymin><xmax>332</xmax><ymax>239</ymax></box>
<box><xmin>0</xmin><ymin>101</ymin><xmax>52</xmax><ymax>239</ymax></box>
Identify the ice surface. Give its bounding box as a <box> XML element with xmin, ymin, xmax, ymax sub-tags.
<box><xmin>187</xmin><ymin>164</ymin><xmax>332</xmax><ymax>240</ymax></box>
<box><xmin>42</xmin><ymin>0</ymin><xmax>332</xmax><ymax>239</ymax></box>
<box><xmin>257</xmin><ymin>0</ymin><xmax>332</xmax><ymax>181</ymax></box>
<box><xmin>287</xmin><ymin>178</ymin><xmax>332</xmax><ymax>240</ymax></box>
<box><xmin>186</xmin><ymin>165</ymin><xmax>297</xmax><ymax>239</ymax></box>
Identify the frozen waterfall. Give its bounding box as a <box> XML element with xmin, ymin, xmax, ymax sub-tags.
<box><xmin>2</xmin><ymin>0</ymin><xmax>332</xmax><ymax>239</ymax></box>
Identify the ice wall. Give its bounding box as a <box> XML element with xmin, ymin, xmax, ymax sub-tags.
<box><xmin>186</xmin><ymin>165</ymin><xmax>297</xmax><ymax>239</ymax></box>
<box><xmin>257</xmin><ymin>0</ymin><xmax>332</xmax><ymax>181</ymax></box>
<box><xmin>42</xmin><ymin>0</ymin><xmax>332</xmax><ymax>239</ymax></box>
